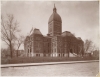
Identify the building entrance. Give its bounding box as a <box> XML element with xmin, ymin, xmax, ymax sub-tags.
<box><xmin>70</xmin><ymin>49</ymin><xmax>73</xmax><ymax>53</ymax></box>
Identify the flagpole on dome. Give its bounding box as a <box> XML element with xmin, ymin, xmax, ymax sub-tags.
<box><xmin>53</xmin><ymin>3</ymin><xmax>56</xmax><ymax>12</ymax></box>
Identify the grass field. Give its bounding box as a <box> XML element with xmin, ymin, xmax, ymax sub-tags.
<box><xmin>1</xmin><ymin>56</ymin><xmax>99</xmax><ymax>64</ymax></box>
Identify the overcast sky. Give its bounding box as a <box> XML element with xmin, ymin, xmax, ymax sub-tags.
<box><xmin>1</xmin><ymin>1</ymin><xmax>99</xmax><ymax>49</ymax></box>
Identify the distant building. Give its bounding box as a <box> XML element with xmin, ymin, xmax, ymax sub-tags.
<box><xmin>24</xmin><ymin>5</ymin><xmax>84</xmax><ymax>57</ymax></box>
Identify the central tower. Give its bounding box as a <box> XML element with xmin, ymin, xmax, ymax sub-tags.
<box><xmin>48</xmin><ymin>4</ymin><xmax>62</xmax><ymax>36</ymax></box>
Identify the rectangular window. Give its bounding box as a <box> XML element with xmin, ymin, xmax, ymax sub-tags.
<box><xmin>63</xmin><ymin>54</ymin><xmax>64</xmax><ymax>57</ymax></box>
<box><xmin>59</xmin><ymin>54</ymin><xmax>60</xmax><ymax>57</ymax></box>
<box><xmin>36</xmin><ymin>54</ymin><xmax>38</xmax><ymax>56</ymax></box>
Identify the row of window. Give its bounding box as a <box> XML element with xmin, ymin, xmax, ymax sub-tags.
<box><xmin>34</xmin><ymin>54</ymin><xmax>66</xmax><ymax>57</ymax></box>
<box><xmin>36</xmin><ymin>54</ymin><xmax>50</xmax><ymax>57</ymax></box>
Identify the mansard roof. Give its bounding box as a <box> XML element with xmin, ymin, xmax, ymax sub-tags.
<box><xmin>33</xmin><ymin>28</ymin><xmax>42</xmax><ymax>35</ymax></box>
<box><xmin>77</xmin><ymin>37</ymin><xmax>84</xmax><ymax>42</ymax></box>
<box><xmin>77</xmin><ymin>37</ymin><xmax>84</xmax><ymax>43</ymax></box>
<box><xmin>77</xmin><ymin>37</ymin><xmax>82</xmax><ymax>40</ymax></box>
<box><xmin>61</xmin><ymin>31</ymin><xmax>75</xmax><ymax>37</ymax></box>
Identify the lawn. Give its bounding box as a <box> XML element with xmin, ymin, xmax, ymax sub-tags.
<box><xmin>1</xmin><ymin>56</ymin><xmax>99</xmax><ymax>64</ymax></box>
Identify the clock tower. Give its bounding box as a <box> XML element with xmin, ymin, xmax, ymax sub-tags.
<box><xmin>48</xmin><ymin>4</ymin><xmax>62</xmax><ymax>36</ymax></box>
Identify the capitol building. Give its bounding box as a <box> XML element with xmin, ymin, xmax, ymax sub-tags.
<box><xmin>24</xmin><ymin>5</ymin><xmax>84</xmax><ymax>57</ymax></box>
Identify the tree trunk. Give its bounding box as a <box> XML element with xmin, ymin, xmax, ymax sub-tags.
<box><xmin>10</xmin><ymin>41</ymin><xmax>13</xmax><ymax>58</ymax></box>
<box><xmin>17</xmin><ymin>50</ymin><xmax>18</xmax><ymax>57</ymax></box>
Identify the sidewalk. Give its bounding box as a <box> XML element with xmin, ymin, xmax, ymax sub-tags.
<box><xmin>1</xmin><ymin>60</ymin><xmax>99</xmax><ymax>68</ymax></box>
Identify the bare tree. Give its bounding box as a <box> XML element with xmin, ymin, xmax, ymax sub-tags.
<box><xmin>1</xmin><ymin>14</ymin><xmax>20</xmax><ymax>58</ymax></box>
<box><xmin>15</xmin><ymin>35</ymin><xmax>25</xmax><ymax>57</ymax></box>
<box><xmin>84</xmin><ymin>39</ymin><xmax>92</xmax><ymax>53</ymax></box>
<box><xmin>84</xmin><ymin>39</ymin><xmax>97</xmax><ymax>53</ymax></box>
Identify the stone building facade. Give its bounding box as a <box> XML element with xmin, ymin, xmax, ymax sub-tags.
<box><xmin>24</xmin><ymin>5</ymin><xmax>84</xmax><ymax>57</ymax></box>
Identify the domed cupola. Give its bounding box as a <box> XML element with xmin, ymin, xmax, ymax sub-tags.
<box><xmin>48</xmin><ymin>4</ymin><xmax>62</xmax><ymax>36</ymax></box>
<box><xmin>48</xmin><ymin>4</ymin><xmax>62</xmax><ymax>24</ymax></box>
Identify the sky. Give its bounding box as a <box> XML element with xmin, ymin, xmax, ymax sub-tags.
<box><xmin>1</xmin><ymin>1</ymin><xmax>99</xmax><ymax>49</ymax></box>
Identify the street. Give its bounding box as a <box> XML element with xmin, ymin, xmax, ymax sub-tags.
<box><xmin>1</xmin><ymin>62</ymin><xmax>99</xmax><ymax>76</ymax></box>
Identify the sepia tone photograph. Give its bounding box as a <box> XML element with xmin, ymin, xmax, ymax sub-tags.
<box><xmin>1</xmin><ymin>1</ymin><xmax>99</xmax><ymax>76</ymax></box>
